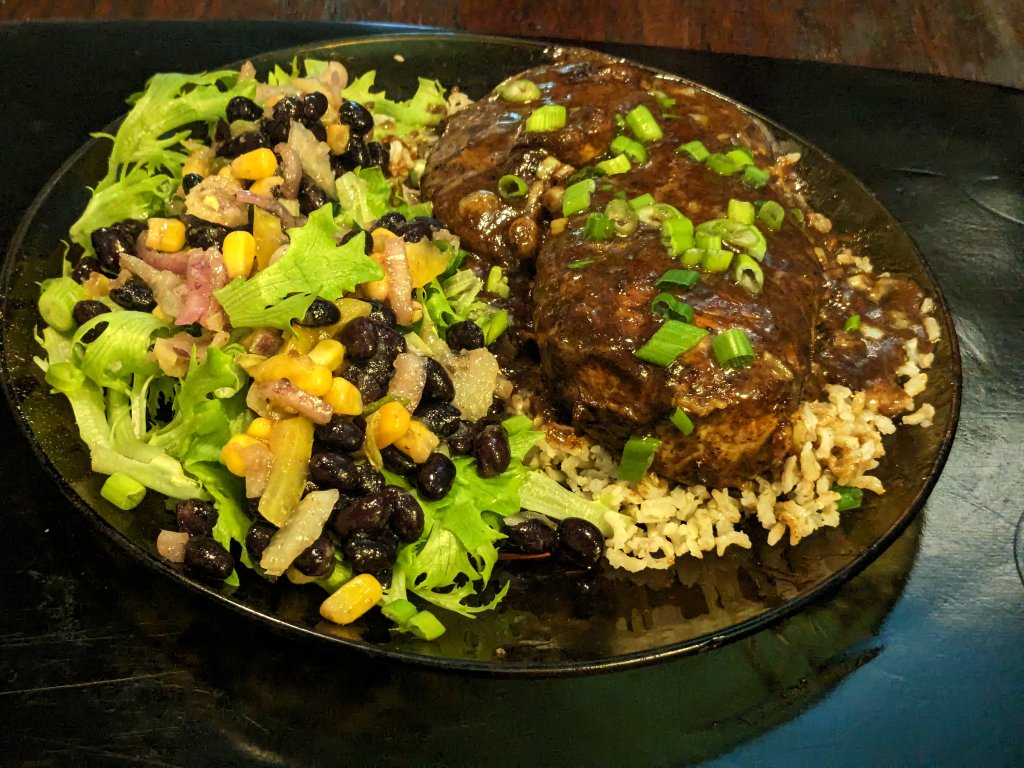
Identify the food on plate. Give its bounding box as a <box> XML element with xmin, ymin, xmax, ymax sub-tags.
<box><xmin>32</xmin><ymin>49</ymin><xmax>940</xmax><ymax>640</ymax></box>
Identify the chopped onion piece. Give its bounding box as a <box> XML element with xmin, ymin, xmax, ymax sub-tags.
<box><xmin>157</xmin><ymin>530</ymin><xmax>189</xmax><ymax>563</ymax></box>
<box><xmin>449</xmin><ymin>348</ymin><xmax>500</xmax><ymax>421</ymax></box>
<box><xmin>260</xmin><ymin>489</ymin><xmax>339</xmax><ymax>576</ymax></box>
<box><xmin>388</xmin><ymin>352</ymin><xmax>427</xmax><ymax>412</ymax></box>
<box><xmin>288</xmin><ymin>121</ymin><xmax>335</xmax><ymax>194</ymax></box>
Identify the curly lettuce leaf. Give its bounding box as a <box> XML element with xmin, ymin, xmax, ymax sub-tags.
<box><xmin>72</xmin><ymin>311</ymin><xmax>170</xmax><ymax>393</ymax></box>
<box><xmin>214</xmin><ymin>206</ymin><xmax>384</xmax><ymax>331</ymax></box>
<box><xmin>335</xmin><ymin>166</ymin><xmax>394</xmax><ymax>230</ymax></box>
<box><xmin>343</xmin><ymin>71</ymin><xmax>447</xmax><ymax>137</ymax></box>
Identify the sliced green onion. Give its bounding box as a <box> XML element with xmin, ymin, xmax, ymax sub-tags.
<box><xmin>681</xmin><ymin>248</ymin><xmax>704</xmax><ymax>268</ymax></box>
<box><xmin>677</xmin><ymin>140</ymin><xmax>710</xmax><ymax>162</ymax></box>
<box><xmin>486</xmin><ymin>266</ymin><xmax>510</xmax><ymax>298</ymax></box>
<box><xmin>381</xmin><ymin>598</ymin><xmax>419</xmax><ymax>625</ymax></box>
<box><xmin>39</xmin><ymin>277</ymin><xmax>85</xmax><ymax>332</ymax></box>
<box><xmin>584</xmin><ymin>212</ymin><xmax>615</xmax><ymax>242</ymax></box>
<box><xmin>705</xmin><ymin>153</ymin><xmax>738</xmax><ymax>176</ymax></box>
<box><xmin>101</xmin><ymin>472</ymin><xmax>147</xmax><ymax>511</ymax></box>
<box><xmin>655</xmin><ymin>269</ymin><xmax>701</xmax><ymax>290</ymax></box>
<box><xmin>635</xmin><ymin>320</ymin><xmax>709</xmax><ymax>366</ymax></box>
<box><xmin>733</xmin><ymin>253</ymin><xmax>764</xmax><ymax>294</ymax></box>
<box><xmin>568</xmin><ymin>259</ymin><xmax>594</xmax><ymax>269</ymax></box>
<box><xmin>661</xmin><ymin>216</ymin><xmax>695</xmax><ymax>256</ymax></box>
<box><xmin>629</xmin><ymin>193</ymin><xmax>655</xmax><ymax>209</ymax></box>
<box><xmin>651</xmin><ymin>293</ymin><xmax>694</xmax><ymax>323</ymax></box>
<box><xmin>610</xmin><ymin>135</ymin><xmax>648</xmax><ymax>164</ymax></box>
<box><xmin>695</xmin><ymin>231</ymin><xmax>722</xmax><ymax>252</ymax></box>
<box><xmin>625</xmin><ymin>104</ymin><xmax>663</xmax><ymax>142</ymax></box>
<box><xmin>498</xmin><ymin>78</ymin><xmax>542</xmax><ymax>103</ymax></box>
<box><xmin>742</xmin><ymin>165</ymin><xmax>770</xmax><ymax>189</ymax></box>
<box><xmin>362</xmin><ymin>394</ymin><xmax>398</xmax><ymax>415</ymax></box>
<box><xmin>712</xmin><ymin>328</ymin><xmax>755</xmax><ymax>368</ymax></box>
<box><xmin>479</xmin><ymin>310</ymin><xmax>509</xmax><ymax>345</ymax></box>
<box><xmin>562</xmin><ymin>178</ymin><xmax>596</xmax><ymax>216</ymax></box>
<box><xmin>758</xmin><ymin>200</ymin><xmax>785</xmax><ymax>231</ymax></box>
<box><xmin>595</xmin><ymin>154</ymin><xmax>632</xmax><ymax>176</ymax></box>
<box><xmin>649</xmin><ymin>89</ymin><xmax>676</xmax><ymax>110</ymax></box>
<box><xmin>697</xmin><ymin>218</ymin><xmax>767</xmax><ymax>260</ymax></box>
<box><xmin>726</xmin><ymin>147</ymin><xmax>755</xmax><ymax>167</ymax></box>
<box><xmin>497</xmin><ymin>174</ymin><xmax>528</xmax><ymax>199</ymax></box>
<box><xmin>669</xmin><ymin>407</ymin><xmax>695</xmax><ymax>435</ymax></box>
<box><xmin>525</xmin><ymin>104</ymin><xmax>567</xmax><ymax>132</ymax></box>
<box><xmin>618</xmin><ymin>436</ymin><xmax>663</xmax><ymax>483</ymax></box>
<box><xmin>727</xmin><ymin>199</ymin><xmax>756</xmax><ymax>225</ymax></box>
<box><xmin>605</xmin><ymin>198</ymin><xmax>639</xmax><ymax>237</ymax></box>
<box><xmin>636</xmin><ymin>203</ymin><xmax>683</xmax><ymax>227</ymax></box>
<box><xmin>408</xmin><ymin>610</ymin><xmax>446</xmax><ymax>640</ymax></box>
<box><xmin>844</xmin><ymin>314</ymin><xmax>861</xmax><ymax>332</ymax></box>
<box><xmin>790</xmin><ymin>207</ymin><xmax>805</xmax><ymax>225</ymax></box>
<box><xmin>701</xmin><ymin>249</ymin><xmax>734</xmax><ymax>273</ymax></box>
<box><xmin>833</xmin><ymin>485</ymin><xmax>864</xmax><ymax>511</ymax></box>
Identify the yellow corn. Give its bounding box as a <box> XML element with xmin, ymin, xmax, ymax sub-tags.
<box><xmin>249</xmin><ymin>175</ymin><xmax>283</xmax><ymax>197</ymax></box>
<box><xmin>145</xmin><ymin>218</ymin><xmax>186</xmax><ymax>252</ymax></box>
<box><xmin>374</xmin><ymin>401</ymin><xmax>412</xmax><ymax>448</ymax></box>
<box><xmin>254</xmin><ymin>351</ymin><xmax>332</xmax><ymax>397</ymax></box>
<box><xmin>220</xmin><ymin>433</ymin><xmax>262</xmax><ymax>476</ymax></box>
<box><xmin>320</xmin><ymin>573</ymin><xmax>383</xmax><ymax>625</ymax></box>
<box><xmin>308</xmin><ymin>339</ymin><xmax>345</xmax><ymax>371</ymax></box>
<box><xmin>253</xmin><ymin>207</ymin><xmax>286</xmax><ymax>272</ymax></box>
<box><xmin>246</xmin><ymin>417</ymin><xmax>274</xmax><ymax>441</ymax></box>
<box><xmin>231</xmin><ymin>147</ymin><xmax>278</xmax><ymax>180</ymax></box>
<box><xmin>323</xmin><ymin>377</ymin><xmax>363</xmax><ymax>416</ymax></box>
<box><xmin>362</xmin><ymin>275</ymin><xmax>390</xmax><ymax>302</ymax></box>
<box><xmin>326</xmin><ymin>123</ymin><xmax>350</xmax><ymax>154</ymax></box>
<box><xmin>405</xmin><ymin>239</ymin><xmax>450</xmax><ymax>288</ymax></box>
<box><xmin>222</xmin><ymin>230</ymin><xmax>257</xmax><ymax>279</ymax></box>
<box><xmin>393</xmin><ymin>419</ymin><xmax>440</xmax><ymax>464</ymax></box>
<box><xmin>371</xmin><ymin>226</ymin><xmax>395</xmax><ymax>250</ymax></box>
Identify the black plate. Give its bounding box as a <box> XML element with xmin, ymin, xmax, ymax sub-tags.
<box><xmin>0</xmin><ymin>33</ymin><xmax>960</xmax><ymax>675</ymax></box>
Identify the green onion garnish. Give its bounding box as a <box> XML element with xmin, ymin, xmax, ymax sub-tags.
<box><xmin>695</xmin><ymin>231</ymin><xmax>722</xmax><ymax>252</ymax></box>
<box><xmin>650</xmin><ymin>89</ymin><xmax>676</xmax><ymax>110</ymax></box>
<box><xmin>669</xmin><ymin>408</ymin><xmax>695</xmax><ymax>435</ymax></box>
<box><xmin>381</xmin><ymin>598</ymin><xmax>419</xmax><ymax>625</ymax></box>
<box><xmin>677</xmin><ymin>140</ymin><xmax>710</xmax><ymax>162</ymax></box>
<box><xmin>562</xmin><ymin>178</ymin><xmax>596</xmax><ymax>216</ymax></box>
<box><xmin>497</xmin><ymin>174</ymin><xmax>528</xmax><ymax>199</ymax></box>
<box><xmin>629</xmin><ymin>193</ymin><xmax>655</xmax><ymax>209</ymax></box>
<box><xmin>480</xmin><ymin>309</ymin><xmax>509</xmax><ymax>345</ymax></box>
<box><xmin>727</xmin><ymin>199</ymin><xmax>756</xmax><ymax>225</ymax></box>
<box><xmin>651</xmin><ymin>293</ymin><xmax>694</xmax><ymax>323</ymax></box>
<box><xmin>101</xmin><ymin>472</ymin><xmax>147</xmax><ymax>511</ymax></box>
<box><xmin>635</xmin><ymin>320</ymin><xmax>709</xmax><ymax>366</ymax></box>
<box><xmin>486</xmin><ymin>265</ymin><xmax>509</xmax><ymax>297</ymax></box>
<box><xmin>610</xmin><ymin>135</ymin><xmax>648</xmax><ymax>164</ymax></box>
<box><xmin>636</xmin><ymin>203</ymin><xmax>683</xmax><ymax>227</ymax></box>
<box><xmin>618</xmin><ymin>436</ymin><xmax>663</xmax><ymax>483</ymax></box>
<box><xmin>701</xmin><ymin>250</ymin><xmax>734</xmax><ymax>273</ymax></box>
<box><xmin>661</xmin><ymin>216</ymin><xmax>695</xmax><ymax>256</ymax></box>
<box><xmin>833</xmin><ymin>485</ymin><xmax>864</xmax><ymax>511</ymax></box>
<box><xmin>498</xmin><ymin>78</ymin><xmax>542</xmax><ymax>103</ymax></box>
<box><xmin>525</xmin><ymin>104</ymin><xmax>567</xmax><ymax>132</ymax></box>
<box><xmin>844</xmin><ymin>314</ymin><xmax>861</xmax><ymax>332</ymax></box>
<box><xmin>726</xmin><ymin>147</ymin><xmax>755</xmax><ymax>168</ymax></box>
<box><xmin>584</xmin><ymin>212</ymin><xmax>615</xmax><ymax>242</ymax></box>
<box><xmin>655</xmin><ymin>269</ymin><xmax>701</xmax><ymax>290</ymax></box>
<box><xmin>595</xmin><ymin>153</ymin><xmax>632</xmax><ymax>176</ymax></box>
<box><xmin>705</xmin><ymin>153</ymin><xmax>738</xmax><ymax>176</ymax></box>
<box><xmin>625</xmin><ymin>104</ymin><xmax>664</xmax><ymax>142</ymax></box>
<box><xmin>568</xmin><ymin>259</ymin><xmax>594</xmax><ymax>269</ymax></box>
<box><xmin>742</xmin><ymin>165</ymin><xmax>770</xmax><ymax>189</ymax></box>
<box><xmin>757</xmin><ymin>200</ymin><xmax>785</xmax><ymax>231</ymax></box>
<box><xmin>712</xmin><ymin>328</ymin><xmax>755</xmax><ymax>368</ymax></box>
<box><xmin>605</xmin><ymin>198</ymin><xmax>639</xmax><ymax>237</ymax></box>
<box><xmin>681</xmin><ymin>248</ymin><xmax>704</xmax><ymax>268</ymax></box>
<box><xmin>733</xmin><ymin>253</ymin><xmax>764</xmax><ymax>294</ymax></box>
<box><xmin>697</xmin><ymin>218</ymin><xmax>767</xmax><ymax>260</ymax></box>
<box><xmin>407</xmin><ymin>609</ymin><xmax>446</xmax><ymax>640</ymax></box>
<box><xmin>790</xmin><ymin>207</ymin><xmax>805</xmax><ymax>225</ymax></box>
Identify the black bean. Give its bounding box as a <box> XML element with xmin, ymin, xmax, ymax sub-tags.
<box><xmin>308</xmin><ymin>452</ymin><xmax>359</xmax><ymax>492</ymax></box>
<box><xmin>373</xmin><ymin>211</ymin><xmax>406</xmax><ymax>234</ymax></box>
<box><xmin>367</xmin><ymin>140</ymin><xmax>390</xmax><ymax>170</ymax></box>
<box><xmin>374</xmin><ymin>323</ymin><xmax>407</xmax><ymax>359</ymax></box>
<box><xmin>446</xmin><ymin>320</ymin><xmax>485</xmax><ymax>352</ymax></box>
<box><xmin>504</xmin><ymin>519</ymin><xmax>558</xmax><ymax>555</ymax></box>
<box><xmin>343</xmin><ymin>532</ymin><xmax>398</xmax><ymax>575</ymax></box>
<box><xmin>338</xmin><ymin>316</ymin><xmax>378</xmax><ymax>360</ymax></box>
<box><xmin>293</xmin><ymin>535</ymin><xmax>336</xmax><ymax>578</ymax></box>
<box><xmin>175</xmin><ymin>498</ymin><xmax>218</xmax><ymax>536</ymax></box>
<box><xmin>384</xmin><ymin>486</ymin><xmax>424</xmax><ymax>542</ymax></box>
<box><xmin>216</xmin><ymin>129</ymin><xmax>271</xmax><ymax>159</ymax></box>
<box><xmin>91</xmin><ymin>226</ymin><xmax>136</xmax><ymax>276</ymax></box>
<box><xmin>556</xmin><ymin>518</ymin><xmax>605</xmax><ymax>568</ymax></box>
<box><xmin>338</xmin><ymin>136</ymin><xmax>371</xmax><ymax>171</ymax></box>
<box><xmin>298</xmin><ymin>179</ymin><xmax>328</xmax><ymax>216</ymax></box>
<box><xmin>227</xmin><ymin>95</ymin><xmax>263</xmax><ymax>122</ymax></box>
<box><xmin>70</xmin><ymin>257</ymin><xmax>101</xmax><ymax>284</ymax></box>
<box><xmin>417</xmin><ymin>452</ymin><xmax>456</xmax><ymax>500</ymax></box>
<box><xmin>420</xmin><ymin>358</ymin><xmax>455</xmax><ymax>404</ymax></box>
<box><xmin>340</xmin><ymin>365</ymin><xmax>382</xmax><ymax>404</ymax></box>
<box><xmin>331</xmin><ymin>493</ymin><xmax>390</xmax><ymax>538</ymax></box>
<box><xmin>381</xmin><ymin>445</ymin><xmax>417</xmax><ymax>477</ymax></box>
<box><xmin>365</xmin><ymin>299</ymin><xmax>396</xmax><ymax>328</ymax></box>
<box><xmin>296</xmin><ymin>297</ymin><xmax>341</xmax><ymax>327</ymax></box>
<box><xmin>353</xmin><ymin>463</ymin><xmax>385</xmax><ymax>496</ymax></box>
<box><xmin>213</xmin><ymin>118</ymin><xmax>232</xmax><ymax>144</ymax></box>
<box><xmin>273</xmin><ymin>96</ymin><xmax>302</xmax><ymax>122</ymax></box>
<box><xmin>245</xmin><ymin>521</ymin><xmax>276</xmax><ymax>562</ymax></box>
<box><xmin>115</xmin><ymin>219</ymin><xmax>147</xmax><ymax>240</ymax></box>
<box><xmin>447</xmin><ymin>420</ymin><xmax>478</xmax><ymax>455</ymax></box>
<box><xmin>338</xmin><ymin>100</ymin><xmax>374</xmax><ymax>135</ymax></box>
<box><xmin>184</xmin><ymin>536</ymin><xmax>234</xmax><ymax>581</ymax></box>
<box><xmin>184</xmin><ymin>217</ymin><xmax>232</xmax><ymax>249</ymax></box>
<box><xmin>414</xmin><ymin>402</ymin><xmax>462</xmax><ymax>438</ymax></box>
<box><xmin>109</xmin><ymin>278</ymin><xmax>157</xmax><ymax>312</ymax></box>
<box><xmin>395</xmin><ymin>217</ymin><xmax>432</xmax><ymax>243</ymax></box>
<box><xmin>308</xmin><ymin>122</ymin><xmax>327</xmax><ymax>143</ymax></box>
<box><xmin>339</xmin><ymin>228</ymin><xmax>374</xmax><ymax>255</ymax></box>
<box><xmin>80</xmin><ymin>321</ymin><xmax>108</xmax><ymax>344</ymax></box>
<box><xmin>488</xmin><ymin>395</ymin><xmax>507</xmax><ymax>419</ymax></box>
<box><xmin>475</xmin><ymin>424</ymin><xmax>511</xmax><ymax>478</ymax></box>
<box><xmin>314</xmin><ymin>415</ymin><xmax>365</xmax><ymax>453</ymax></box>
<box><xmin>261</xmin><ymin>113</ymin><xmax>292</xmax><ymax>145</ymax></box>
<box><xmin>72</xmin><ymin>300</ymin><xmax>110</xmax><ymax>327</ymax></box>
<box><xmin>301</xmin><ymin>91</ymin><xmax>328</xmax><ymax>123</ymax></box>
<box><xmin>414</xmin><ymin>216</ymin><xmax>445</xmax><ymax>232</ymax></box>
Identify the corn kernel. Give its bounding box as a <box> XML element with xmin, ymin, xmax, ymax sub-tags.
<box><xmin>320</xmin><ymin>574</ymin><xmax>383</xmax><ymax>625</ymax></box>
<box><xmin>371</xmin><ymin>226</ymin><xmax>395</xmax><ymax>251</ymax></box>
<box><xmin>393</xmin><ymin>419</ymin><xmax>440</xmax><ymax>464</ymax></box>
<box><xmin>374</xmin><ymin>401</ymin><xmax>412</xmax><ymax>448</ymax></box>
<box><xmin>223</xmin><ymin>230</ymin><xmax>257</xmax><ymax>280</ymax></box>
<box><xmin>145</xmin><ymin>217</ymin><xmax>186</xmax><ymax>252</ymax></box>
<box><xmin>326</xmin><ymin>123</ymin><xmax>351</xmax><ymax>154</ymax></box>
<box><xmin>323</xmin><ymin>377</ymin><xmax>363</xmax><ymax>416</ymax></box>
<box><xmin>246</xmin><ymin>417</ymin><xmax>274</xmax><ymax>441</ymax></box>
<box><xmin>308</xmin><ymin>339</ymin><xmax>345</xmax><ymax>371</ymax></box>
<box><xmin>254</xmin><ymin>351</ymin><xmax>333</xmax><ymax>397</ymax></box>
<box><xmin>220</xmin><ymin>433</ymin><xmax>262</xmax><ymax>476</ymax></box>
<box><xmin>362</xmin><ymin>276</ymin><xmax>390</xmax><ymax>302</ymax></box>
<box><xmin>231</xmin><ymin>147</ymin><xmax>279</xmax><ymax>180</ymax></box>
<box><xmin>253</xmin><ymin>207</ymin><xmax>286</xmax><ymax>272</ymax></box>
<box><xmin>249</xmin><ymin>175</ymin><xmax>283</xmax><ymax>197</ymax></box>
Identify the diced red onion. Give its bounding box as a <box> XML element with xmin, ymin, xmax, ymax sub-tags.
<box><xmin>134</xmin><ymin>234</ymin><xmax>192</xmax><ymax>276</ymax></box>
<box><xmin>176</xmin><ymin>247</ymin><xmax>228</xmax><ymax>331</ymax></box>
<box><xmin>256</xmin><ymin>379</ymin><xmax>333</xmax><ymax>424</ymax></box>
<box><xmin>156</xmin><ymin>530</ymin><xmax>189</xmax><ymax>563</ymax></box>
<box><xmin>274</xmin><ymin>142</ymin><xmax>302</xmax><ymax>200</ymax></box>
<box><xmin>382</xmin><ymin>237</ymin><xmax>419</xmax><ymax>326</ymax></box>
<box><xmin>185</xmin><ymin>175</ymin><xmax>248</xmax><ymax>227</ymax></box>
<box><xmin>120</xmin><ymin>253</ymin><xmax>185</xmax><ymax>318</ymax></box>
<box><xmin>449</xmin><ymin>348</ymin><xmax>500</xmax><ymax>421</ymax></box>
<box><xmin>242</xmin><ymin>441</ymin><xmax>273</xmax><ymax>498</ymax></box>
<box><xmin>316</xmin><ymin>61</ymin><xmax>348</xmax><ymax>108</ymax></box>
<box><xmin>388</xmin><ymin>352</ymin><xmax>427</xmax><ymax>412</ymax></box>
<box><xmin>287</xmin><ymin>122</ymin><xmax>335</xmax><ymax>194</ymax></box>
<box><xmin>236</xmin><ymin>189</ymin><xmax>298</xmax><ymax>230</ymax></box>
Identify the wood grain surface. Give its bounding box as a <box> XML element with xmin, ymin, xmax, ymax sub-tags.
<box><xmin>3</xmin><ymin>0</ymin><xmax>1022</xmax><ymax>89</ymax></box>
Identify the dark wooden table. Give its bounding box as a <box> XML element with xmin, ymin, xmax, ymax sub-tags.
<box><xmin>1</xmin><ymin>20</ymin><xmax>1022</xmax><ymax>768</ymax></box>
